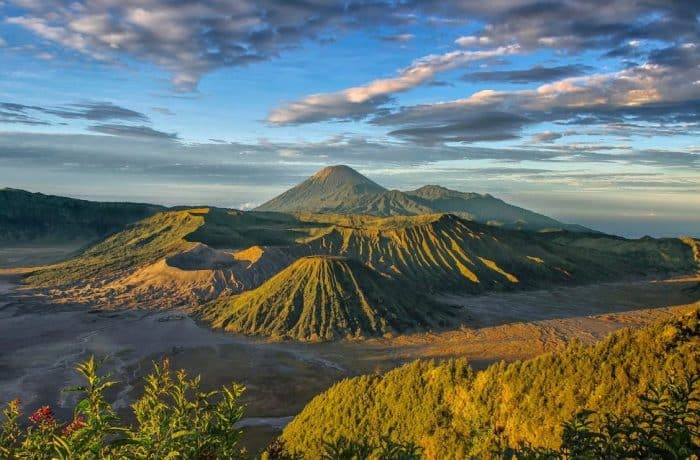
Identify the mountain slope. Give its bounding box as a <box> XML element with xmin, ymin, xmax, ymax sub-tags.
<box><xmin>256</xmin><ymin>166</ymin><xmax>591</xmax><ymax>232</ymax></box>
<box><xmin>256</xmin><ymin>165</ymin><xmax>387</xmax><ymax>213</ymax></box>
<box><xmin>202</xmin><ymin>256</ymin><xmax>454</xmax><ymax>340</ymax></box>
<box><xmin>25</xmin><ymin>210</ymin><xmax>699</xmax><ymax>314</ymax></box>
<box><xmin>405</xmin><ymin>185</ymin><xmax>591</xmax><ymax>232</ymax></box>
<box><xmin>0</xmin><ymin>188</ymin><xmax>164</xmax><ymax>243</ymax></box>
<box><xmin>281</xmin><ymin>308</ymin><xmax>700</xmax><ymax>458</ymax></box>
<box><xmin>297</xmin><ymin>213</ymin><xmax>697</xmax><ymax>292</ymax></box>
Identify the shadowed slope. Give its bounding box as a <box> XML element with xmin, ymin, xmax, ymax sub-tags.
<box><xmin>256</xmin><ymin>165</ymin><xmax>386</xmax><ymax>213</ymax></box>
<box><xmin>0</xmin><ymin>188</ymin><xmax>164</xmax><ymax>243</ymax></box>
<box><xmin>406</xmin><ymin>185</ymin><xmax>591</xmax><ymax>232</ymax></box>
<box><xmin>203</xmin><ymin>256</ymin><xmax>454</xmax><ymax>340</ymax></box>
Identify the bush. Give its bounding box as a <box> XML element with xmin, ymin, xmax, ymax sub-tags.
<box><xmin>0</xmin><ymin>356</ymin><xmax>246</xmax><ymax>459</ymax></box>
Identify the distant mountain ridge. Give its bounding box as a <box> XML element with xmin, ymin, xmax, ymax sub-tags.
<box><xmin>0</xmin><ymin>188</ymin><xmax>164</xmax><ymax>243</ymax></box>
<box><xmin>256</xmin><ymin>165</ymin><xmax>592</xmax><ymax>233</ymax></box>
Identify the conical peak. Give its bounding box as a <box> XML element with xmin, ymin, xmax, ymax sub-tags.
<box><xmin>310</xmin><ymin>165</ymin><xmax>379</xmax><ymax>186</ymax></box>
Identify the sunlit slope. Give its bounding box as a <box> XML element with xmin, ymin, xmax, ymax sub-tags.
<box><xmin>282</xmin><ymin>308</ymin><xmax>700</xmax><ymax>458</ymax></box>
<box><xmin>0</xmin><ymin>188</ymin><xmax>164</xmax><ymax>243</ymax></box>
<box><xmin>25</xmin><ymin>208</ymin><xmax>205</xmax><ymax>287</ymax></box>
<box><xmin>24</xmin><ymin>208</ymin><xmax>308</xmax><ymax>291</ymax></box>
<box><xmin>24</xmin><ymin>210</ymin><xmax>699</xmax><ymax>311</ymax></box>
<box><xmin>256</xmin><ymin>165</ymin><xmax>591</xmax><ymax>232</ymax></box>
<box><xmin>297</xmin><ymin>214</ymin><xmax>697</xmax><ymax>292</ymax></box>
<box><xmin>203</xmin><ymin>256</ymin><xmax>454</xmax><ymax>340</ymax></box>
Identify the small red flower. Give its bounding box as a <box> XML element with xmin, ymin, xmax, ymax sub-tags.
<box><xmin>62</xmin><ymin>416</ymin><xmax>86</xmax><ymax>437</ymax></box>
<box><xmin>29</xmin><ymin>405</ymin><xmax>56</xmax><ymax>426</ymax></box>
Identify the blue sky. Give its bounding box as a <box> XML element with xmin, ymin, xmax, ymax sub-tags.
<box><xmin>0</xmin><ymin>1</ymin><xmax>699</xmax><ymax>237</ymax></box>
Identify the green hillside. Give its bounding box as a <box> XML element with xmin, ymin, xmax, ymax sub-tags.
<box><xmin>24</xmin><ymin>207</ymin><xmax>310</xmax><ymax>288</ymax></box>
<box><xmin>256</xmin><ymin>165</ymin><xmax>591</xmax><ymax>232</ymax></box>
<box><xmin>24</xmin><ymin>208</ymin><xmax>699</xmax><ymax>327</ymax></box>
<box><xmin>281</xmin><ymin>308</ymin><xmax>700</xmax><ymax>458</ymax></box>
<box><xmin>25</xmin><ymin>208</ymin><xmax>205</xmax><ymax>287</ymax></box>
<box><xmin>0</xmin><ymin>188</ymin><xmax>164</xmax><ymax>243</ymax></box>
<box><xmin>298</xmin><ymin>213</ymin><xmax>697</xmax><ymax>292</ymax></box>
<box><xmin>202</xmin><ymin>256</ymin><xmax>455</xmax><ymax>340</ymax></box>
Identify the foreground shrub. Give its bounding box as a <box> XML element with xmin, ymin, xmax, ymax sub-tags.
<box><xmin>0</xmin><ymin>356</ymin><xmax>245</xmax><ymax>459</ymax></box>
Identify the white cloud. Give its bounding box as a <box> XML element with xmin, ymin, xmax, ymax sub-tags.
<box><xmin>372</xmin><ymin>60</ymin><xmax>700</xmax><ymax>144</ymax></box>
<box><xmin>454</xmin><ymin>35</ymin><xmax>492</xmax><ymax>47</ymax></box>
<box><xmin>268</xmin><ymin>44</ymin><xmax>520</xmax><ymax>124</ymax></box>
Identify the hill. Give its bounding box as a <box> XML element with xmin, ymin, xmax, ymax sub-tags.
<box><xmin>256</xmin><ymin>166</ymin><xmax>591</xmax><ymax>232</ymax></box>
<box><xmin>281</xmin><ymin>308</ymin><xmax>700</xmax><ymax>458</ymax></box>
<box><xmin>0</xmin><ymin>188</ymin><xmax>164</xmax><ymax>243</ymax></box>
<box><xmin>23</xmin><ymin>208</ymin><xmax>313</xmax><ymax>307</ymax></box>
<box><xmin>201</xmin><ymin>256</ymin><xmax>455</xmax><ymax>340</ymax></box>
<box><xmin>298</xmin><ymin>213</ymin><xmax>696</xmax><ymax>292</ymax></box>
<box><xmin>24</xmin><ymin>209</ymin><xmax>699</xmax><ymax>318</ymax></box>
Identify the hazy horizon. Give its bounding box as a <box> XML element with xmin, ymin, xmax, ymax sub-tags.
<box><xmin>4</xmin><ymin>162</ymin><xmax>699</xmax><ymax>238</ymax></box>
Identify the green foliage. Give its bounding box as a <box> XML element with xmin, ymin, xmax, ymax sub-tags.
<box><xmin>282</xmin><ymin>309</ymin><xmax>700</xmax><ymax>458</ymax></box>
<box><xmin>282</xmin><ymin>359</ymin><xmax>475</xmax><ymax>458</ymax></box>
<box><xmin>503</xmin><ymin>373</ymin><xmax>700</xmax><ymax>459</ymax></box>
<box><xmin>0</xmin><ymin>356</ymin><xmax>245</xmax><ymax>459</ymax></box>
<box><xmin>320</xmin><ymin>436</ymin><xmax>422</xmax><ymax>460</ymax></box>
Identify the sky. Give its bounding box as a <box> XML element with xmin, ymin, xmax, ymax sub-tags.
<box><xmin>0</xmin><ymin>0</ymin><xmax>699</xmax><ymax>237</ymax></box>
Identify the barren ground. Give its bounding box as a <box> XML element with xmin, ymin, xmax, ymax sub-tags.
<box><xmin>0</xmin><ymin>247</ymin><xmax>697</xmax><ymax>454</ymax></box>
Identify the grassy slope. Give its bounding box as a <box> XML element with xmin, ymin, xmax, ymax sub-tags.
<box><xmin>282</xmin><ymin>308</ymin><xmax>700</xmax><ymax>458</ymax></box>
<box><xmin>0</xmin><ymin>188</ymin><xmax>164</xmax><ymax>243</ymax></box>
<box><xmin>24</xmin><ymin>210</ymin><xmax>698</xmax><ymax>309</ymax></box>
<box><xmin>202</xmin><ymin>256</ymin><xmax>455</xmax><ymax>340</ymax></box>
<box><xmin>298</xmin><ymin>214</ymin><xmax>697</xmax><ymax>293</ymax></box>
<box><xmin>24</xmin><ymin>208</ymin><xmax>322</xmax><ymax>288</ymax></box>
<box><xmin>25</xmin><ymin>209</ymin><xmax>206</xmax><ymax>287</ymax></box>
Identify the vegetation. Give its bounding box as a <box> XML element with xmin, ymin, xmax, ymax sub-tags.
<box><xmin>22</xmin><ymin>202</ymin><xmax>698</xmax><ymax>335</ymax></box>
<box><xmin>502</xmin><ymin>375</ymin><xmax>699</xmax><ymax>459</ymax></box>
<box><xmin>24</xmin><ymin>208</ymin><xmax>313</xmax><ymax>288</ymax></box>
<box><xmin>281</xmin><ymin>309</ymin><xmax>700</xmax><ymax>458</ymax></box>
<box><xmin>202</xmin><ymin>256</ymin><xmax>455</xmax><ymax>340</ymax></box>
<box><xmin>25</xmin><ymin>209</ymin><xmax>206</xmax><ymax>287</ymax></box>
<box><xmin>0</xmin><ymin>188</ymin><xmax>163</xmax><ymax>244</ymax></box>
<box><xmin>0</xmin><ymin>357</ymin><xmax>245</xmax><ymax>459</ymax></box>
<box><xmin>299</xmin><ymin>213</ymin><xmax>697</xmax><ymax>293</ymax></box>
<box><xmin>2</xmin><ymin>312</ymin><xmax>698</xmax><ymax>458</ymax></box>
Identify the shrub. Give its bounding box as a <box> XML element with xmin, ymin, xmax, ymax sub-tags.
<box><xmin>0</xmin><ymin>356</ymin><xmax>246</xmax><ymax>459</ymax></box>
